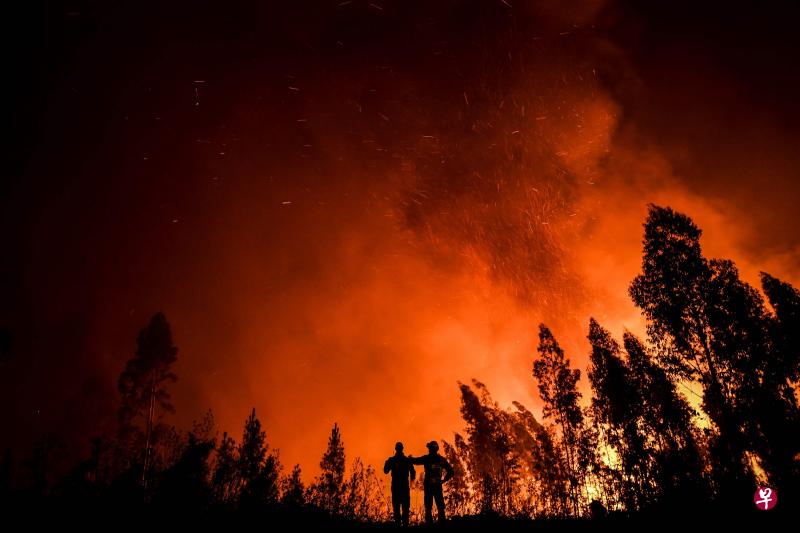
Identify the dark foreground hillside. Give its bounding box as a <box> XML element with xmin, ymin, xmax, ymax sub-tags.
<box><xmin>3</xmin><ymin>498</ymin><xmax>788</xmax><ymax>531</ymax></box>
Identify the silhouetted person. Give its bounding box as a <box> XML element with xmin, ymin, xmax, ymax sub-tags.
<box><xmin>384</xmin><ymin>441</ymin><xmax>416</xmax><ymax>526</ymax></box>
<box><xmin>410</xmin><ymin>441</ymin><xmax>454</xmax><ymax>524</ymax></box>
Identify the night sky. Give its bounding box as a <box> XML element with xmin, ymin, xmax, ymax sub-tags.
<box><xmin>3</xmin><ymin>0</ymin><xmax>800</xmax><ymax>477</ymax></box>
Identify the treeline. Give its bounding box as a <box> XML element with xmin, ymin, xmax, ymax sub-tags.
<box><xmin>440</xmin><ymin>205</ymin><xmax>799</xmax><ymax>517</ymax></box>
<box><xmin>2</xmin><ymin>312</ymin><xmax>388</xmax><ymax>521</ymax></box>
<box><xmin>3</xmin><ymin>205</ymin><xmax>798</xmax><ymax>520</ymax></box>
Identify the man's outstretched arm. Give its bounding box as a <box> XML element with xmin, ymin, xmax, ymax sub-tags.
<box><xmin>383</xmin><ymin>458</ymin><xmax>392</xmax><ymax>474</ymax></box>
<box><xmin>409</xmin><ymin>455</ymin><xmax>426</xmax><ymax>466</ymax></box>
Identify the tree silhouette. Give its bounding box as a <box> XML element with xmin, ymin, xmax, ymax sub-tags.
<box><xmin>441</xmin><ymin>439</ymin><xmax>471</xmax><ymax>516</ymax></box>
<box><xmin>211</xmin><ymin>431</ymin><xmax>238</xmax><ymax>504</ymax></box>
<box><xmin>587</xmin><ymin>319</ymin><xmax>647</xmax><ymax>511</ymax></box>
<box><xmin>154</xmin><ymin>432</ymin><xmax>215</xmax><ymax>509</ymax></box>
<box><xmin>509</xmin><ymin>400</ymin><xmax>568</xmax><ymax>516</ymax></box>
<box><xmin>532</xmin><ymin>324</ymin><xmax>591</xmax><ymax>515</ymax></box>
<box><xmin>280</xmin><ymin>464</ymin><xmax>306</xmax><ymax>507</ymax></box>
<box><xmin>623</xmin><ymin>333</ymin><xmax>707</xmax><ymax>507</ymax></box>
<box><xmin>116</xmin><ymin>312</ymin><xmax>178</xmax><ymax>486</ymax></box>
<box><xmin>519</xmin><ymin>411</ymin><xmax>568</xmax><ymax>517</ymax></box>
<box><xmin>755</xmin><ymin>273</ymin><xmax>800</xmax><ymax>496</ymax></box>
<box><xmin>237</xmin><ymin>408</ymin><xmax>281</xmax><ymax>508</ymax></box>
<box><xmin>458</xmin><ymin>380</ymin><xmax>517</xmax><ymax>514</ymax></box>
<box><xmin>314</xmin><ymin>423</ymin><xmax>346</xmax><ymax>514</ymax></box>
<box><xmin>761</xmin><ymin>272</ymin><xmax>800</xmax><ymax>386</ymax></box>
<box><xmin>343</xmin><ymin>458</ymin><xmax>387</xmax><ymax>521</ymax></box>
<box><xmin>629</xmin><ymin>205</ymin><xmax>753</xmax><ymax>497</ymax></box>
<box><xmin>449</xmin><ymin>380</ymin><xmax>575</xmax><ymax>517</ymax></box>
<box><xmin>8</xmin><ymin>204</ymin><xmax>800</xmax><ymax>522</ymax></box>
<box><xmin>453</xmin><ymin>433</ymin><xmax>477</xmax><ymax>513</ymax></box>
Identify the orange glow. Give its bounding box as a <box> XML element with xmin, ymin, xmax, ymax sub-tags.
<box><xmin>5</xmin><ymin>0</ymin><xmax>800</xmax><ymax>491</ymax></box>
<box><xmin>147</xmin><ymin>69</ymin><xmax>798</xmax><ymax>480</ymax></box>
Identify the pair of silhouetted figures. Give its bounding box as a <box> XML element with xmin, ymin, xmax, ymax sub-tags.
<box><xmin>383</xmin><ymin>441</ymin><xmax>454</xmax><ymax>526</ymax></box>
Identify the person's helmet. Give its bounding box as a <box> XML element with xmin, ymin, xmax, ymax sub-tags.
<box><xmin>395</xmin><ymin>441</ymin><xmax>404</xmax><ymax>452</ymax></box>
<box><xmin>426</xmin><ymin>440</ymin><xmax>439</xmax><ymax>452</ymax></box>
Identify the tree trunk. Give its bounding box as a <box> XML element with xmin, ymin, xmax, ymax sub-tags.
<box><xmin>142</xmin><ymin>373</ymin><xmax>157</xmax><ymax>489</ymax></box>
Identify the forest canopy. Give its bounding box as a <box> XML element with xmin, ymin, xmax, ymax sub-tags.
<box><xmin>2</xmin><ymin>205</ymin><xmax>797</xmax><ymax>522</ymax></box>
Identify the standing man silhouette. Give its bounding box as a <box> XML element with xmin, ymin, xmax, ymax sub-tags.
<box><xmin>384</xmin><ymin>442</ymin><xmax>416</xmax><ymax>527</ymax></box>
<box><xmin>410</xmin><ymin>441</ymin><xmax>454</xmax><ymax>524</ymax></box>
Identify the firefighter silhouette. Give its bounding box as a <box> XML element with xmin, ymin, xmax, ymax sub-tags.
<box><xmin>383</xmin><ymin>441</ymin><xmax>416</xmax><ymax>526</ymax></box>
<box><xmin>410</xmin><ymin>440</ymin><xmax>455</xmax><ymax>524</ymax></box>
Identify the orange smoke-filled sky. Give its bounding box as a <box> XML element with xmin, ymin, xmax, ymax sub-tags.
<box><xmin>3</xmin><ymin>0</ymin><xmax>800</xmax><ymax>479</ymax></box>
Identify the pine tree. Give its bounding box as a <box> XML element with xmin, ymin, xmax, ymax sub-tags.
<box><xmin>315</xmin><ymin>423</ymin><xmax>346</xmax><ymax>514</ymax></box>
<box><xmin>280</xmin><ymin>464</ymin><xmax>306</xmax><ymax>507</ymax></box>
<box><xmin>116</xmin><ymin>312</ymin><xmax>178</xmax><ymax>485</ymax></box>
<box><xmin>237</xmin><ymin>408</ymin><xmax>281</xmax><ymax>508</ymax></box>
<box><xmin>211</xmin><ymin>431</ymin><xmax>238</xmax><ymax>504</ymax></box>
<box><xmin>261</xmin><ymin>451</ymin><xmax>282</xmax><ymax>505</ymax></box>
